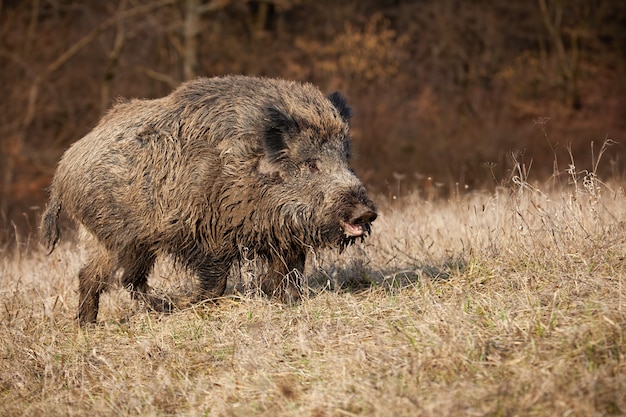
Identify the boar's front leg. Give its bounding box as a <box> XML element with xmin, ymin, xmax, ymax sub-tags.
<box><xmin>191</xmin><ymin>257</ymin><xmax>231</xmax><ymax>300</ymax></box>
<box><xmin>262</xmin><ymin>251</ymin><xmax>306</xmax><ymax>303</ymax></box>
<box><xmin>172</xmin><ymin>241</ymin><xmax>231</xmax><ymax>301</ymax></box>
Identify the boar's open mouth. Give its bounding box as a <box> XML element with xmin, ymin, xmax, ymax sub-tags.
<box><xmin>338</xmin><ymin>221</ymin><xmax>372</xmax><ymax>252</ymax></box>
<box><xmin>340</xmin><ymin>220</ymin><xmax>371</xmax><ymax>238</ymax></box>
<box><xmin>338</xmin><ymin>205</ymin><xmax>376</xmax><ymax>252</ymax></box>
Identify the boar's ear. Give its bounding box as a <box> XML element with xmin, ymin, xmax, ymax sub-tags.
<box><xmin>264</xmin><ymin>106</ymin><xmax>298</xmax><ymax>162</ymax></box>
<box><xmin>327</xmin><ymin>91</ymin><xmax>352</xmax><ymax>122</ymax></box>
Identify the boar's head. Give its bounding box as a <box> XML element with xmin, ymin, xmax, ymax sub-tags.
<box><xmin>258</xmin><ymin>91</ymin><xmax>377</xmax><ymax>251</ymax></box>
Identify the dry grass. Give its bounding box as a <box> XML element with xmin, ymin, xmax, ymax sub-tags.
<box><xmin>2</xmin><ymin>175</ymin><xmax>626</xmax><ymax>416</ymax></box>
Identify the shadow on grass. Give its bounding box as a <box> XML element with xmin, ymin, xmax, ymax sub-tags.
<box><xmin>122</xmin><ymin>254</ymin><xmax>470</xmax><ymax>319</ymax></box>
<box><xmin>308</xmin><ymin>256</ymin><xmax>468</xmax><ymax>294</ymax></box>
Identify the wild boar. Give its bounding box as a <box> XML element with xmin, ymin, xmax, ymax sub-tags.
<box><xmin>41</xmin><ymin>75</ymin><xmax>377</xmax><ymax>324</ymax></box>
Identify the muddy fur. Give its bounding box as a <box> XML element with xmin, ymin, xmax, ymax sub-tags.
<box><xmin>41</xmin><ymin>75</ymin><xmax>377</xmax><ymax>324</ymax></box>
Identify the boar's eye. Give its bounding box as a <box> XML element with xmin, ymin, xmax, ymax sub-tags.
<box><xmin>306</xmin><ymin>159</ymin><xmax>320</xmax><ymax>173</ymax></box>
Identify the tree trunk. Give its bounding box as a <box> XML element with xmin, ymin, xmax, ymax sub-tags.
<box><xmin>183</xmin><ymin>0</ymin><xmax>200</xmax><ymax>81</ymax></box>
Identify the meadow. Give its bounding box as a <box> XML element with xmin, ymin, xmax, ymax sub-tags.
<box><xmin>1</xmin><ymin>163</ymin><xmax>625</xmax><ymax>416</ymax></box>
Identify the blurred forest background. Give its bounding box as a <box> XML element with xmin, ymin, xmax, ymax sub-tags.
<box><xmin>1</xmin><ymin>0</ymin><xmax>625</xmax><ymax>240</ymax></box>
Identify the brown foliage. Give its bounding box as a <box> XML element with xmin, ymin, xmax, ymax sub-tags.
<box><xmin>1</xmin><ymin>0</ymin><xmax>625</xmax><ymax>242</ymax></box>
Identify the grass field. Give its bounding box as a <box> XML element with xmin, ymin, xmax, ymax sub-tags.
<box><xmin>1</xmin><ymin>172</ymin><xmax>625</xmax><ymax>416</ymax></box>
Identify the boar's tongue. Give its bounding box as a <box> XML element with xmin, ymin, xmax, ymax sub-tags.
<box><xmin>341</xmin><ymin>221</ymin><xmax>365</xmax><ymax>237</ymax></box>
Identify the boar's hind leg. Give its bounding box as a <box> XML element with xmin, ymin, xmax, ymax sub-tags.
<box><xmin>78</xmin><ymin>250</ymin><xmax>116</xmax><ymax>325</ymax></box>
<box><xmin>120</xmin><ymin>246</ymin><xmax>172</xmax><ymax>313</ymax></box>
<box><xmin>262</xmin><ymin>251</ymin><xmax>306</xmax><ymax>304</ymax></box>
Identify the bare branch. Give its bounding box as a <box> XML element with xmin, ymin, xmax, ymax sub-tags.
<box><xmin>24</xmin><ymin>0</ymin><xmax>180</xmax><ymax>129</ymax></box>
<box><xmin>196</xmin><ymin>0</ymin><xmax>231</xmax><ymax>15</ymax></box>
<box><xmin>137</xmin><ymin>66</ymin><xmax>180</xmax><ymax>89</ymax></box>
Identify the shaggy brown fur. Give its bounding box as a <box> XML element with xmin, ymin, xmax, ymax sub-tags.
<box><xmin>41</xmin><ymin>75</ymin><xmax>377</xmax><ymax>324</ymax></box>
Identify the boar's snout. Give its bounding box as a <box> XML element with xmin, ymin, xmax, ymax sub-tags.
<box><xmin>341</xmin><ymin>202</ymin><xmax>377</xmax><ymax>238</ymax></box>
<box><xmin>350</xmin><ymin>204</ymin><xmax>377</xmax><ymax>226</ymax></box>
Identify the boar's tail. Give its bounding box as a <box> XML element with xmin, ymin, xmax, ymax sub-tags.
<box><xmin>41</xmin><ymin>193</ymin><xmax>62</xmax><ymax>254</ymax></box>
